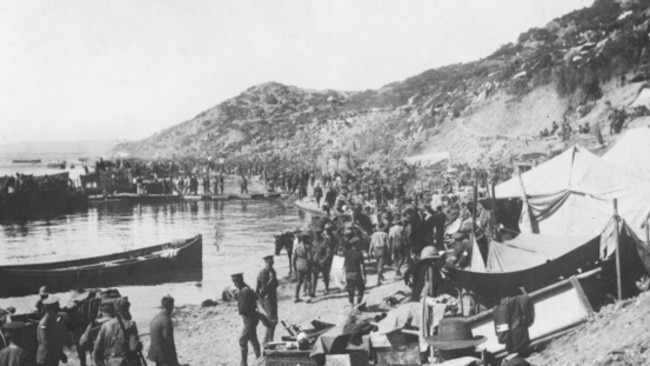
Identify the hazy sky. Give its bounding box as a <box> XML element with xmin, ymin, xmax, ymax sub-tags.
<box><xmin>0</xmin><ymin>0</ymin><xmax>593</xmax><ymax>145</ymax></box>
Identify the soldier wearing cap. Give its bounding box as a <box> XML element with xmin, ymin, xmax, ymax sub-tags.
<box><xmin>292</xmin><ymin>232</ymin><xmax>313</xmax><ymax>303</ymax></box>
<box><xmin>232</xmin><ymin>273</ymin><xmax>260</xmax><ymax>366</ymax></box>
<box><xmin>35</xmin><ymin>286</ymin><xmax>49</xmax><ymax>316</ymax></box>
<box><xmin>256</xmin><ymin>255</ymin><xmax>278</xmax><ymax>344</ymax></box>
<box><xmin>93</xmin><ymin>298</ymin><xmax>142</xmax><ymax>366</ymax></box>
<box><xmin>310</xmin><ymin>226</ymin><xmax>333</xmax><ymax>298</ymax></box>
<box><xmin>0</xmin><ymin>321</ymin><xmax>29</xmax><ymax>366</ymax></box>
<box><xmin>403</xmin><ymin>246</ymin><xmax>445</xmax><ymax>302</ymax></box>
<box><xmin>147</xmin><ymin>295</ymin><xmax>179</xmax><ymax>366</ymax></box>
<box><xmin>37</xmin><ymin>296</ymin><xmax>69</xmax><ymax>366</ymax></box>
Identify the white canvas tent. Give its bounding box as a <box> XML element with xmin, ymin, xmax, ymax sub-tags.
<box><xmin>603</xmin><ymin>127</ymin><xmax>650</xmax><ymax>180</ymax></box>
<box><xmin>403</xmin><ymin>151</ymin><xmax>450</xmax><ymax>167</ymax></box>
<box><xmin>630</xmin><ymin>88</ymin><xmax>650</xmax><ymax>109</ymax></box>
<box><xmin>494</xmin><ymin>145</ymin><xmax>650</xmax><ymax>243</ymax></box>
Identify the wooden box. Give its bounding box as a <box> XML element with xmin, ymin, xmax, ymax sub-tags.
<box><xmin>325</xmin><ymin>352</ymin><xmax>369</xmax><ymax>366</ymax></box>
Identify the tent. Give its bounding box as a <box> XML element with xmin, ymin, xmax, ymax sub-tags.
<box><xmin>494</xmin><ymin>145</ymin><xmax>650</xmax><ymax>242</ymax></box>
<box><xmin>451</xmin><ymin>223</ymin><xmax>648</xmax><ymax>307</ymax></box>
<box><xmin>403</xmin><ymin>151</ymin><xmax>450</xmax><ymax>167</ymax></box>
<box><xmin>603</xmin><ymin>127</ymin><xmax>650</xmax><ymax>181</ymax></box>
<box><xmin>630</xmin><ymin>88</ymin><xmax>650</xmax><ymax>109</ymax></box>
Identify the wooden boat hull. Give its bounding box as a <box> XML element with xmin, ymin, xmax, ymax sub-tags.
<box><xmin>0</xmin><ymin>235</ymin><xmax>203</xmax><ymax>297</ymax></box>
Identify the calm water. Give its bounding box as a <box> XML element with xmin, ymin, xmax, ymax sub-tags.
<box><xmin>0</xmin><ymin>198</ymin><xmax>313</xmax><ymax>327</ymax></box>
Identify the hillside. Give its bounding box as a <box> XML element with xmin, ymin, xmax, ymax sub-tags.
<box><xmin>115</xmin><ymin>0</ymin><xmax>650</xmax><ymax>168</ymax></box>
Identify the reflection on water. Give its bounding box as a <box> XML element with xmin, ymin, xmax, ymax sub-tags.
<box><xmin>0</xmin><ymin>199</ymin><xmax>312</xmax><ymax>326</ymax></box>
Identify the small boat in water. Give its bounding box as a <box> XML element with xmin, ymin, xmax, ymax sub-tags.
<box><xmin>11</xmin><ymin>159</ymin><xmax>41</xmax><ymax>164</ymax></box>
<box><xmin>0</xmin><ymin>235</ymin><xmax>203</xmax><ymax>297</ymax></box>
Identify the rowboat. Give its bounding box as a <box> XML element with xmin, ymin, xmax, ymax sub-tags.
<box><xmin>0</xmin><ymin>235</ymin><xmax>203</xmax><ymax>297</ymax></box>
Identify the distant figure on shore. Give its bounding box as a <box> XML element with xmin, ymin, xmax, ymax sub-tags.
<box><xmin>343</xmin><ymin>238</ymin><xmax>366</xmax><ymax>305</ymax></box>
<box><xmin>232</xmin><ymin>273</ymin><xmax>260</xmax><ymax>366</ymax></box>
<box><xmin>313</xmin><ymin>182</ymin><xmax>323</xmax><ymax>207</ymax></box>
<box><xmin>256</xmin><ymin>256</ymin><xmax>278</xmax><ymax>345</ymax></box>
<box><xmin>369</xmin><ymin>223</ymin><xmax>389</xmax><ymax>286</ymax></box>
<box><xmin>240</xmin><ymin>175</ymin><xmax>248</xmax><ymax>195</ymax></box>
<box><xmin>219</xmin><ymin>172</ymin><xmax>225</xmax><ymax>195</ymax></box>
<box><xmin>148</xmin><ymin>296</ymin><xmax>179</xmax><ymax>366</ymax></box>
<box><xmin>35</xmin><ymin>286</ymin><xmax>49</xmax><ymax>316</ymax></box>
<box><xmin>293</xmin><ymin>233</ymin><xmax>313</xmax><ymax>303</ymax></box>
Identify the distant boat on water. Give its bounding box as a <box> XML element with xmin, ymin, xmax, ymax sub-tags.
<box><xmin>11</xmin><ymin>159</ymin><xmax>41</xmax><ymax>164</ymax></box>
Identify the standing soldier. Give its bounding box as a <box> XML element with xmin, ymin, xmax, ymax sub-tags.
<box><xmin>219</xmin><ymin>171</ymin><xmax>225</xmax><ymax>195</ymax></box>
<box><xmin>313</xmin><ymin>182</ymin><xmax>323</xmax><ymax>207</ymax></box>
<box><xmin>240</xmin><ymin>175</ymin><xmax>249</xmax><ymax>195</ymax></box>
<box><xmin>232</xmin><ymin>273</ymin><xmax>261</xmax><ymax>366</ymax></box>
<box><xmin>93</xmin><ymin>298</ymin><xmax>142</xmax><ymax>366</ymax></box>
<box><xmin>0</xmin><ymin>322</ymin><xmax>30</xmax><ymax>366</ymax></box>
<box><xmin>343</xmin><ymin>239</ymin><xmax>366</xmax><ymax>305</ymax></box>
<box><xmin>310</xmin><ymin>227</ymin><xmax>333</xmax><ymax>297</ymax></box>
<box><xmin>256</xmin><ymin>256</ymin><xmax>278</xmax><ymax>345</ymax></box>
<box><xmin>37</xmin><ymin>296</ymin><xmax>69</xmax><ymax>366</ymax></box>
<box><xmin>369</xmin><ymin>223</ymin><xmax>389</xmax><ymax>286</ymax></box>
<box><xmin>292</xmin><ymin>233</ymin><xmax>313</xmax><ymax>303</ymax></box>
<box><xmin>147</xmin><ymin>296</ymin><xmax>179</xmax><ymax>366</ymax></box>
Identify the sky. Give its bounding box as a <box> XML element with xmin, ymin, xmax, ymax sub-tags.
<box><xmin>0</xmin><ymin>0</ymin><xmax>593</xmax><ymax>145</ymax></box>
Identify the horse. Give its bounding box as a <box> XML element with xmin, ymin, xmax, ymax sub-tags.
<box><xmin>274</xmin><ymin>231</ymin><xmax>296</xmax><ymax>276</ymax></box>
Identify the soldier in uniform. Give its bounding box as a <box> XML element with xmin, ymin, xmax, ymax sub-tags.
<box><xmin>36</xmin><ymin>296</ymin><xmax>69</xmax><ymax>366</ymax></box>
<box><xmin>0</xmin><ymin>321</ymin><xmax>30</xmax><ymax>366</ymax></box>
<box><xmin>35</xmin><ymin>286</ymin><xmax>49</xmax><ymax>316</ymax></box>
<box><xmin>93</xmin><ymin>298</ymin><xmax>142</xmax><ymax>366</ymax></box>
<box><xmin>232</xmin><ymin>273</ymin><xmax>260</xmax><ymax>366</ymax></box>
<box><xmin>256</xmin><ymin>256</ymin><xmax>278</xmax><ymax>345</ymax></box>
<box><xmin>310</xmin><ymin>227</ymin><xmax>333</xmax><ymax>297</ymax></box>
<box><xmin>147</xmin><ymin>296</ymin><xmax>179</xmax><ymax>366</ymax></box>
<box><xmin>292</xmin><ymin>233</ymin><xmax>313</xmax><ymax>303</ymax></box>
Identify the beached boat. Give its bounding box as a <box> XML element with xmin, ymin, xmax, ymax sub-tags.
<box><xmin>0</xmin><ymin>235</ymin><xmax>203</xmax><ymax>297</ymax></box>
<box><xmin>11</xmin><ymin>159</ymin><xmax>41</xmax><ymax>164</ymax></box>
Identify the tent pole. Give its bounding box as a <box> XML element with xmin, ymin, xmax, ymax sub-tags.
<box><xmin>472</xmin><ymin>180</ymin><xmax>478</xmax><ymax>238</ymax></box>
<box><xmin>614</xmin><ymin>199</ymin><xmax>622</xmax><ymax>301</ymax></box>
<box><xmin>516</xmin><ymin>170</ymin><xmax>539</xmax><ymax>233</ymax></box>
<box><xmin>491</xmin><ymin>179</ymin><xmax>500</xmax><ymax>241</ymax></box>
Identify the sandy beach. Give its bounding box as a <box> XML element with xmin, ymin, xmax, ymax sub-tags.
<box><xmin>150</xmin><ymin>260</ymin><xmax>405</xmax><ymax>366</ymax></box>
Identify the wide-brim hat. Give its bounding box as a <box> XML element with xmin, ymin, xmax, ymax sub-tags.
<box><xmin>425</xmin><ymin>318</ymin><xmax>486</xmax><ymax>350</ymax></box>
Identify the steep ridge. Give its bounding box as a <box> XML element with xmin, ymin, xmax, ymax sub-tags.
<box><xmin>115</xmin><ymin>0</ymin><xmax>650</xmax><ymax>165</ymax></box>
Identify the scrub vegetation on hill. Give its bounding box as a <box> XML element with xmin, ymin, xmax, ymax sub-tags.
<box><xmin>115</xmin><ymin>0</ymin><xmax>650</xmax><ymax>167</ymax></box>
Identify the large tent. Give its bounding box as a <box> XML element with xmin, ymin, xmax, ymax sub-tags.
<box><xmin>603</xmin><ymin>127</ymin><xmax>650</xmax><ymax>181</ymax></box>
<box><xmin>494</xmin><ymin>145</ymin><xmax>650</xmax><ymax>242</ymax></box>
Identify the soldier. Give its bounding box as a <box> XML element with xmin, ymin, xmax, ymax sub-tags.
<box><xmin>292</xmin><ymin>233</ymin><xmax>313</xmax><ymax>303</ymax></box>
<box><xmin>93</xmin><ymin>298</ymin><xmax>142</xmax><ymax>366</ymax></box>
<box><xmin>0</xmin><ymin>322</ymin><xmax>30</xmax><ymax>366</ymax></box>
<box><xmin>232</xmin><ymin>273</ymin><xmax>260</xmax><ymax>366</ymax></box>
<box><xmin>256</xmin><ymin>256</ymin><xmax>278</xmax><ymax>345</ymax></box>
<box><xmin>310</xmin><ymin>227</ymin><xmax>333</xmax><ymax>297</ymax></box>
<box><xmin>147</xmin><ymin>295</ymin><xmax>179</xmax><ymax>366</ymax></box>
<box><xmin>36</xmin><ymin>296</ymin><xmax>69</xmax><ymax>366</ymax></box>
<box><xmin>343</xmin><ymin>238</ymin><xmax>366</xmax><ymax>305</ymax></box>
<box><xmin>35</xmin><ymin>286</ymin><xmax>49</xmax><ymax>316</ymax></box>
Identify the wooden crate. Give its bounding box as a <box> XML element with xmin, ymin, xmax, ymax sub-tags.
<box><xmin>325</xmin><ymin>352</ymin><xmax>369</xmax><ymax>366</ymax></box>
<box><xmin>263</xmin><ymin>350</ymin><xmax>317</xmax><ymax>366</ymax></box>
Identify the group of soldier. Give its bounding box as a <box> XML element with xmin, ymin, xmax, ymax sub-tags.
<box><xmin>230</xmin><ymin>255</ymin><xmax>279</xmax><ymax>366</ymax></box>
<box><xmin>0</xmin><ymin>288</ymin><xmax>181</xmax><ymax>366</ymax></box>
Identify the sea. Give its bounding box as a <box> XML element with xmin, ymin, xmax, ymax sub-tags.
<box><xmin>0</xmin><ymin>154</ymin><xmax>314</xmax><ymax>328</ymax></box>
